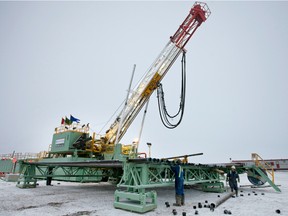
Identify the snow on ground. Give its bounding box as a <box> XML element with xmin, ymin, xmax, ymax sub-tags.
<box><xmin>0</xmin><ymin>172</ymin><xmax>287</xmax><ymax>216</ymax></box>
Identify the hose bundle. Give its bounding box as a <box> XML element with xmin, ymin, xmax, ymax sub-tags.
<box><xmin>157</xmin><ymin>51</ymin><xmax>186</xmax><ymax>129</ymax></box>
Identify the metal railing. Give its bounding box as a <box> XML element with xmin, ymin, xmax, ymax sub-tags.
<box><xmin>251</xmin><ymin>153</ymin><xmax>275</xmax><ymax>183</ymax></box>
<box><xmin>54</xmin><ymin>123</ymin><xmax>90</xmax><ymax>134</ymax></box>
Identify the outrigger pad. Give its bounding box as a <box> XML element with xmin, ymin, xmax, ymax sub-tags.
<box><xmin>114</xmin><ymin>190</ymin><xmax>157</xmax><ymax>213</ymax></box>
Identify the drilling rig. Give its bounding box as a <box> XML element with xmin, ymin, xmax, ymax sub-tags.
<box><xmin>14</xmin><ymin>2</ymin><xmax>281</xmax><ymax>213</ymax></box>
<box><xmin>48</xmin><ymin>2</ymin><xmax>211</xmax><ymax>162</ymax></box>
<box><xmin>17</xmin><ymin>2</ymin><xmax>211</xmax><ymax>186</ymax></box>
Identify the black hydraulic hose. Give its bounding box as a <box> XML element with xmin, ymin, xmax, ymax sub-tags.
<box><xmin>157</xmin><ymin>51</ymin><xmax>186</xmax><ymax>129</ymax></box>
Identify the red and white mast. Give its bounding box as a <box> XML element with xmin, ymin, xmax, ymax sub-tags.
<box><xmin>105</xmin><ymin>2</ymin><xmax>211</xmax><ymax>144</ymax></box>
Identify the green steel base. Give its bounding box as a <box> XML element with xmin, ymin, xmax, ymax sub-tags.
<box><xmin>114</xmin><ymin>202</ymin><xmax>157</xmax><ymax>213</ymax></box>
<box><xmin>16</xmin><ymin>178</ymin><xmax>37</xmax><ymax>188</ymax></box>
<box><xmin>16</xmin><ymin>183</ymin><xmax>37</xmax><ymax>189</ymax></box>
<box><xmin>114</xmin><ymin>190</ymin><xmax>157</xmax><ymax>213</ymax></box>
<box><xmin>201</xmin><ymin>182</ymin><xmax>225</xmax><ymax>193</ymax></box>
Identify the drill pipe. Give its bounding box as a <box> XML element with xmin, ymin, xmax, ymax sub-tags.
<box><xmin>27</xmin><ymin>160</ymin><xmax>123</xmax><ymax>168</ymax></box>
<box><xmin>162</xmin><ymin>153</ymin><xmax>203</xmax><ymax>160</ymax></box>
<box><xmin>210</xmin><ymin>191</ymin><xmax>236</xmax><ymax>209</ymax></box>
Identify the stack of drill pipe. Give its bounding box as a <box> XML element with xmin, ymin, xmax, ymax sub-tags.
<box><xmin>127</xmin><ymin>158</ymin><xmax>149</xmax><ymax>163</ymax></box>
<box><xmin>210</xmin><ymin>191</ymin><xmax>236</xmax><ymax>209</ymax></box>
<box><xmin>32</xmin><ymin>160</ymin><xmax>123</xmax><ymax>168</ymax></box>
<box><xmin>128</xmin><ymin>157</ymin><xmax>165</xmax><ymax>164</ymax></box>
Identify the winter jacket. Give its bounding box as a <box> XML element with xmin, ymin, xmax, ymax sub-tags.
<box><xmin>227</xmin><ymin>170</ymin><xmax>240</xmax><ymax>190</ymax></box>
<box><xmin>171</xmin><ymin>164</ymin><xmax>184</xmax><ymax>195</ymax></box>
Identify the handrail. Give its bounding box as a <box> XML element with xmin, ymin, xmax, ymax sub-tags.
<box><xmin>251</xmin><ymin>153</ymin><xmax>275</xmax><ymax>183</ymax></box>
<box><xmin>54</xmin><ymin>123</ymin><xmax>90</xmax><ymax>134</ymax></box>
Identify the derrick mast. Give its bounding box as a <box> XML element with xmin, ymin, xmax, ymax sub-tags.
<box><xmin>104</xmin><ymin>2</ymin><xmax>210</xmax><ymax>145</ymax></box>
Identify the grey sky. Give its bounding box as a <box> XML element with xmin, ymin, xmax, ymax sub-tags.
<box><xmin>0</xmin><ymin>1</ymin><xmax>287</xmax><ymax>163</ymax></box>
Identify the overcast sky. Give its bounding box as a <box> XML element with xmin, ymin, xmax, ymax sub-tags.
<box><xmin>0</xmin><ymin>1</ymin><xmax>287</xmax><ymax>163</ymax></box>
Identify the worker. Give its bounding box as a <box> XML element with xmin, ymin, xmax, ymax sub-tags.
<box><xmin>226</xmin><ymin>165</ymin><xmax>240</xmax><ymax>196</ymax></box>
<box><xmin>171</xmin><ymin>159</ymin><xmax>185</xmax><ymax>206</ymax></box>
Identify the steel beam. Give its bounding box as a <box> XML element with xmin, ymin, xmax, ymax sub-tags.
<box><xmin>114</xmin><ymin>160</ymin><xmax>224</xmax><ymax>213</ymax></box>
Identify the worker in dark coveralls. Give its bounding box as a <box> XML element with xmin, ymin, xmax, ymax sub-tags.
<box><xmin>171</xmin><ymin>160</ymin><xmax>185</xmax><ymax>206</ymax></box>
<box><xmin>226</xmin><ymin>165</ymin><xmax>240</xmax><ymax>196</ymax></box>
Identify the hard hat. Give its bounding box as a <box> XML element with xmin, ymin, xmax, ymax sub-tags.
<box><xmin>231</xmin><ymin>166</ymin><xmax>236</xmax><ymax>170</ymax></box>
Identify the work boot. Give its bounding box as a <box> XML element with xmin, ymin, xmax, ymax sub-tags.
<box><xmin>181</xmin><ymin>195</ymin><xmax>185</xmax><ymax>206</ymax></box>
<box><xmin>173</xmin><ymin>195</ymin><xmax>182</xmax><ymax>206</ymax></box>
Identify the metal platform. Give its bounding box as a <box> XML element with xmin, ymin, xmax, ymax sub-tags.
<box><xmin>16</xmin><ymin>158</ymin><xmax>123</xmax><ymax>188</ymax></box>
<box><xmin>16</xmin><ymin>156</ymin><xmax>281</xmax><ymax>213</ymax></box>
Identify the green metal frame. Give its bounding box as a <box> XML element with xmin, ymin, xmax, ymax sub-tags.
<box><xmin>114</xmin><ymin>161</ymin><xmax>224</xmax><ymax>213</ymax></box>
<box><xmin>16</xmin><ymin>159</ymin><xmax>225</xmax><ymax>212</ymax></box>
<box><xmin>15</xmin><ymin>151</ymin><xmax>283</xmax><ymax>214</ymax></box>
<box><xmin>16</xmin><ymin>161</ymin><xmax>107</xmax><ymax>188</ymax></box>
<box><xmin>117</xmin><ymin>162</ymin><xmax>223</xmax><ymax>189</ymax></box>
<box><xmin>17</xmin><ymin>162</ymin><xmax>37</xmax><ymax>188</ymax></box>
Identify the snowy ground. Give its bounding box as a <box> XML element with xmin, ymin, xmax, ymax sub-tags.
<box><xmin>0</xmin><ymin>172</ymin><xmax>287</xmax><ymax>216</ymax></box>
